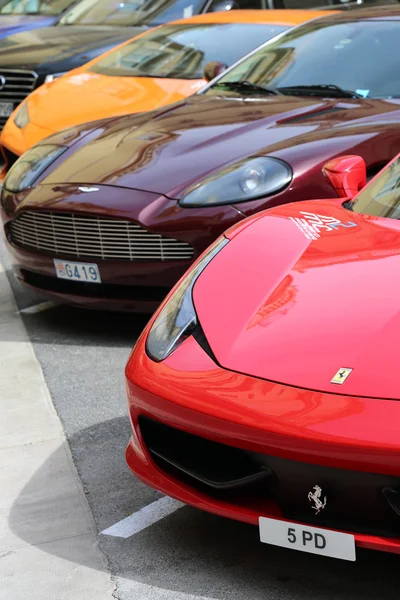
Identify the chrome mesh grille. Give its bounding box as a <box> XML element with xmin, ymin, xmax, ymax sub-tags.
<box><xmin>0</xmin><ymin>69</ymin><xmax>38</xmax><ymax>130</ymax></box>
<box><xmin>9</xmin><ymin>211</ymin><xmax>194</xmax><ymax>262</ymax></box>
<box><xmin>0</xmin><ymin>69</ymin><xmax>38</xmax><ymax>102</ymax></box>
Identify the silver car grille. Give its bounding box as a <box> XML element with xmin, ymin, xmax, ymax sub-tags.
<box><xmin>9</xmin><ymin>211</ymin><xmax>195</xmax><ymax>262</ymax></box>
<box><xmin>0</xmin><ymin>69</ymin><xmax>38</xmax><ymax>129</ymax></box>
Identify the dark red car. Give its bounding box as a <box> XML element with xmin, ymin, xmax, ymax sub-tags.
<box><xmin>2</xmin><ymin>6</ymin><xmax>400</xmax><ymax>311</ymax></box>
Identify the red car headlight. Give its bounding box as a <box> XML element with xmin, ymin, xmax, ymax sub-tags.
<box><xmin>146</xmin><ymin>237</ymin><xmax>229</xmax><ymax>362</ymax></box>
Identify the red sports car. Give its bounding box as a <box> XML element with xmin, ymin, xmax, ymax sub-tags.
<box><xmin>2</xmin><ymin>7</ymin><xmax>400</xmax><ymax>311</ymax></box>
<box><xmin>126</xmin><ymin>153</ymin><xmax>400</xmax><ymax>559</ymax></box>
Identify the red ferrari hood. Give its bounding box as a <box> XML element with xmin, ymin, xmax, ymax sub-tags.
<box><xmin>193</xmin><ymin>199</ymin><xmax>400</xmax><ymax>399</ymax></box>
<box><xmin>42</xmin><ymin>94</ymin><xmax>400</xmax><ymax>196</ymax></box>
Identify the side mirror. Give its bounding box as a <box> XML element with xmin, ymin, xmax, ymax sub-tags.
<box><xmin>323</xmin><ymin>155</ymin><xmax>367</xmax><ymax>199</ymax></box>
<box><xmin>203</xmin><ymin>61</ymin><xmax>227</xmax><ymax>83</ymax></box>
<box><xmin>208</xmin><ymin>0</ymin><xmax>238</xmax><ymax>12</ymax></box>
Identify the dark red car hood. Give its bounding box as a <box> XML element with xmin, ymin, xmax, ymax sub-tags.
<box><xmin>193</xmin><ymin>199</ymin><xmax>400</xmax><ymax>400</ymax></box>
<box><xmin>43</xmin><ymin>94</ymin><xmax>400</xmax><ymax>198</ymax></box>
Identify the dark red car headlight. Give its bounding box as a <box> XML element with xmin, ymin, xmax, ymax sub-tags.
<box><xmin>179</xmin><ymin>156</ymin><xmax>292</xmax><ymax>207</ymax></box>
<box><xmin>146</xmin><ymin>237</ymin><xmax>229</xmax><ymax>362</ymax></box>
<box><xmin>4</xmin><ymin>144</ymin><xmax>67</xmax><ymax>193</ymax></box>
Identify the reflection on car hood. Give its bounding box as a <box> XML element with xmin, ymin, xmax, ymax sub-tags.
<box><xmin>194</xmin><ymin>199</ymin><xmax>400</xmax><ymax>400</ymax></box>
<box><xmin>42</xmin><ymin>94</ymin><xmax>400</xmax><ymax>196</ymax></box>
<box><xmin>28</xmin><ymin>71</ymin><xmax>205</xmax><ymax>133</ymax></box>
<box><xmin>0</xmin><ymin>25</ymin><xmax>146</xmax><ymax>73</ymax></box>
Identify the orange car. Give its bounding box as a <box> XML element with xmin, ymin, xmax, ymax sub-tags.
<box><xmin>1</xmin><ymin>9</ymin><xmax>333</xmax><ymax>169</ymax></box>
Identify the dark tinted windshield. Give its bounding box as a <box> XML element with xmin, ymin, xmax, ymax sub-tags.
<box><xmin>59</xmin><ymin>0</ymin><xmax>206</xmax><ymax>26</ymax></box>
<box><xmin>352</xmin><ymin>158</ymin><xmax>400</xmax><ymax>219</ymax></box>
<box><xmin>207</xmin><ymin>19</ymin><xmax>400</xmax><ymax>99</ymax></box>
<box><xmin>0</xmin><ymin>0</ymin><xmax>74</xmax><ymax>15</ymax></box>
<box><xmin>90</xmin><ymin>23</ymin><xmax>287</xmax><ymax>79</ymax></box>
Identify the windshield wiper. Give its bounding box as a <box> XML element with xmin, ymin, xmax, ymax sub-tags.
<box><xmin>213</xmin><ymin>81</ymin><xmax>279</xmax><ymax>96</ymax></box>
<box><xmin>277</xmin><ymin>84</ymin><xmax>363</xmax><ymax>99</ymax></box>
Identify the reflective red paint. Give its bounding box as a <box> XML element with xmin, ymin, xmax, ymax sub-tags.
<box><xmin>126</xmin><ymin>334</ymin><xmax>400</xmax><ymax>555</ymax></box>
<box><xmin>323</xmin><ymin>155</ymin><xmax>367</xmax><ymax>198</ymax></box>
<box><xmin>194</xmin><ymin>199</ymin><xmax>400</xmax><ymax>398</ymax></box>
<box><xmin>125</xmin><ymin>175</ymin><xmax>400</xmax><ymax>554</ymax></box>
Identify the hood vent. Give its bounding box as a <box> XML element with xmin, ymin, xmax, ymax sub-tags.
<box><xmin>277</xmin><ymin>107</ymin><xmax>344</xmax><ymax>125</ymax></box>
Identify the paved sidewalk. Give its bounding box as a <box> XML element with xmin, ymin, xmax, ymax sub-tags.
<box><xmin>0</xmin><ymin>259</ymin><xmax>115</xmax><ymax>600</ymax></box>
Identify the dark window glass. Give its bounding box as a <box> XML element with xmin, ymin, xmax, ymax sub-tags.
<box><xmin>90</xmin><ymin>23</ymin><xmax>287</xmax><ymax>79</ymax></box>
<box><xmin>352</xmin><ymin>158</ymin><xmax>400</xmax><ymax>219</ymax></box>
<box><xmin>235</xmin><ymin>0</ymin><xmax>262</xmax><ymax>8</ymax></box>
<box><xmin>209</xmin><ymin>0</ymin><xmax>262</xmax><ymax>8</ymax></box>
<box><xmin>0</xmin><ymin>0</ymin><xmax>74</xmax><ymax>15</ymax></box>
<box><xmin>59</xmin><ymin>0</ymin><xmax>207</xmax><ymax>27</ymax></box>
<box><xmin>207</xmin><ymin>20</ymin><xmax>400</xmax><ymax>99</ymax></box>
<box><xmin>281</xmin><ymin>0</ymin><xmax>333</xmax><ymax>7</ymax></box>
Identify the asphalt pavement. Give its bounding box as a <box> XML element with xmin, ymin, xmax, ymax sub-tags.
<box><xmin>2</xmin><ymin>238</ymin><xmax>400</xmax><ymax>600</ymax></box>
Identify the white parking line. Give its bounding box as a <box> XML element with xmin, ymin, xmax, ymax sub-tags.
<box><xmin>0</xmin><ymin>250</ymin><xmax>115</xmax><ymax>600</ymax></box>
<box><xmin>101</xmin><ymin>496</ymin><xmax>184</xmax><ymax>539</ymax></box>
<box><xmin>20</xmin><ymin>301</ymin><xmax>56</xmax><ymax>314</ymax></box>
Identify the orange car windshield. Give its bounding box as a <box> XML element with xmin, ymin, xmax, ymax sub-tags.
<box><xmin>89</xmin><ymin>23</ymin><xmax>287</xmax><ymax>80</ymax></box>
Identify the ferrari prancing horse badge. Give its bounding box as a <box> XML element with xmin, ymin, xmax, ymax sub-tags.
<box><xmin>330</xmin><ymin>367</ymin><xmax>353</xmax><ymax>385</ymax></box>
<box><xmin>308</xmin><ymin>485</ymin><xmax>327</xmax><ymax>514</ymax></box>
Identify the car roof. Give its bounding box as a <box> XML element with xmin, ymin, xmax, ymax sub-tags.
<box><xmin>169</xmin><ymin>9</ymin><xmax>338</xmax><ymax>27</ymax></box>
<box><xmin>307</xmin><ymin>5</ymin><xmax>400</xmax><ymax>25</ymax></box>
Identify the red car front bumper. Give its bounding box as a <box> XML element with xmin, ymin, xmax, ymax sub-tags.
<box><xmin>126</xmin><ymin>333</ymin><xmax>400</xmax><ymax>556</ymax></box>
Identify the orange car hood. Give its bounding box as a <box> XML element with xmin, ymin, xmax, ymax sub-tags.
<box><xmin>27</xmin><ymin>71</ymin><xmax>205</xmax><ymax>132</ymax></box>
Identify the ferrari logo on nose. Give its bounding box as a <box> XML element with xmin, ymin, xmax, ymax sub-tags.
<box><xmin>330</xmin><ymin>367</ymin><xmax>353</xmax><ymax>385</ymax></box>
<box><xmin>308</xmin><ymin>485</ymin><xmax>327</xmax><ymax>514</ymax></box>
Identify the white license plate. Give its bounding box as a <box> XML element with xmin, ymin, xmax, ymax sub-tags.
<box><xmin>0</xmin><ymin>102</ymin><xmax>14</xmax><ymax>117</ymax></box>
<box><xmin>53</xmin><ymin>259</ymin><xmax>101</xmax><ymax>283</ymax></box>
<box><xmin>259</xmin><ymin>517</ymin><xmax>356</xmax><ymax>561</ymax></box>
